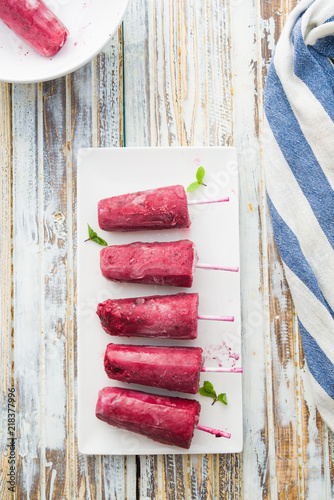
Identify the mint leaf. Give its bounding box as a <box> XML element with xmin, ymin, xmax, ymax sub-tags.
<box><xmin>196</xmin><ymin>166</ymin><xmax>205</xmax><ymax>184</ymax></box>
<box><xmin>91</xmin><ymin>236</ymin><xmax>108</xmax><ymax>246</ymax></box>
<box><xmin>199</xmin><ymin>381</ymin><xmax>228</xmax><ymax>406</ymax></box>
<box><xmin>187</xmin><ymin>166</ymin><xmax>206</xmax><ymax>192</ymax></box>
<box><xmin>199</xmin><ymin>381</ymin><xmax>216</xmax><ymax>400</ymax></box>
<box><xmin>217</xmin><ymin>393</ymin><xmax>228</xmax><ymax>405</ymax></box>
<box><xmin>203</xmin><ymin>381</ymin><xmax>215</xmax><ymax>395</ymax></box>
<box><xmin>199</xmin><ymin>387</ymin><xmax>215</xmax><ymax>399</ymax></box>
<box><xmin>187</xmin><ymin>181</ymin><xmax>201</xmax><ymax>193</ymax></box>
<box><xmin>85</xmin><ymin>224</ymin><xmax>108</xmax><ymax>246</ymax></box>
<box><xmin>88</xmin><ymin>224</ymin><xmax>97</xmax><ymax>239</ymax></box>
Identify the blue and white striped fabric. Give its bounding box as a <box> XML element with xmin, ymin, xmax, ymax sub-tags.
<box><xmin>264</xmin><ymin>0</ymin><xmax>334</xmax><ymax>430</ymax></box>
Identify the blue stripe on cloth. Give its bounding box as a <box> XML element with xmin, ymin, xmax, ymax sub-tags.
<box><xmin>312</xmin><ymin>35</ymin><xmax>334</xmax><ymax>58</ymax></box>
<box><xmin>293</xmin><ymin>16</ymin><xmax>334</xmax><ymax>117</ymax></box>
<box><xmin>311</xmin><ymin>16</ymin><xmax>334</xmax><ymax>58</ymax></box>
<box><xmin>298</xmin><ymin>320</ymin><xmax>334</xmax><ymax>399</ymax></box>
<box><xmin>308</xmin><ymin>46</ymin><xmax>334</xmax><ymax>94</ymax></box>
<box><xmin>264</xmin><ymin>64</ymin><xmax>334</xmax><ymax>248</ymax></box>
<box><xmin>267</xmin><ymin>196</ymin><xmax>334</xmax><ymax>318</ymax></box>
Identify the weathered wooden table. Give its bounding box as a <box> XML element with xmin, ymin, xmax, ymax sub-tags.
<box><xmin>1</xmin><ymin>0</ymin><xmax>333</xmax><ymax>498</ymax></box>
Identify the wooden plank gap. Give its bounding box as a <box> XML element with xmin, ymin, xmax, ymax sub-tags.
<box><xmin>37</xmin><ymin>81</ymin><xmax>47</xmax><ymax>500</ymax></box>
<box><xmin>119</xmin><ymin>23</ymin><xmax>125</xmax><ymax>148</ymax></box>
<box><xmin>168</xmin><ymin>0</ymin><xmax>182</xmax><ymax>145</ymax></box>
<box><xmin>94</xmin><ymin>456</ymin><xmax>102</xmax><ymax>500</ymax></box>
<box><xmin>8</xmin><ymin>81</ymin><xmax>14</xmax><ymax>410</ymax></box>
<box><xmin>227</xmin><ymin>0</ymin><xmax>234</xmax><ymax>145</ymax></box>
<box><xmin>256</xmin><ymin>0</ymin><xmax>278</xmax><ymax>495</ymax></box>
<box><xmin>91</xmin><ymin>57</ymin><xmax>99</xmax><ymax>149</ymax></box>
<box><xmin>322</xmin><ymin>424</ymin><xmax>331</xmax><ymax>499</ymax></box>
<box><xmin>135</xmin><ymin>455</ymin><xmax>141</xmax><ymax>499</ymax></box>
<box><xmin>201</xmin><ymin>0</ymin><xmax>209</xmax><ymax>145</ymax></box>
<box><xmin>204</xmin><ymin>0</ymin><xmax>215</xmax><ymax>146</ymax></box>
<box><xmin>189</xmin><ymin>3</ymin><xmax>198</xmax><ymax>147</ymax></box>
<box><xmin>177</xmin><ymin>0</ymin><xmax>185</xmax><ymax>145</ymax></box>
<box><xmin>0</xmin><ymin>82</ymin><xmax>13</xmax><ymax>395</ymax></box>
<box><xmin>292</xmin><ymin>306</ymin><xmax>306</xmax><ymax>499</ymax></box>
<box><xmin>0</xmin><ymin>82</ymin><xmax>14</xmax><ymax>500</ymax></box>
<box><xmin>65</xmin><ymin>73</ymin><xmax>77</xmax><ymax>500</ymax></box>
<box><xmin>148</xmin><ymin>0</ymin><xmax>158</xmax><ymax>147</ymax></box>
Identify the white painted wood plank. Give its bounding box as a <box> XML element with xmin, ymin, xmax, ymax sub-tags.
<box><xmin>11</xmin><ymin>83</ymin><xmax>43</xmax><ymax>499</ymax></box>
<box><xmin>0</xmin><ymin>83</ymin><xmax>13</xmax><ymax>500</ymax></box>
<box><xmin>41</xmin><ymin>79</ymin><xmax>68</xmax><ymax>496</ymax></box>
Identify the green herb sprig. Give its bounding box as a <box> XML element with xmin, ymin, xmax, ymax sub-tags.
<box><xmin>186</xmin><ymin>166</ymin><xmax>206</xmax><ymax>192</ymax></box>
<box><xmin>199</xmin><ymin>381</ymin><xmax>228</xmax><ymax>406</ymax></box>
<box><xmin>85</xmin><ymin>224</ymin><xmax>108</xmax><ymax>246</ymax></box>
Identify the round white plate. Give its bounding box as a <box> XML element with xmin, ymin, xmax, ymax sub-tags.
<box><xmin>0</xmin><ymin>0</ymin><xmax>130</xmax><ymax>83</ymax></box>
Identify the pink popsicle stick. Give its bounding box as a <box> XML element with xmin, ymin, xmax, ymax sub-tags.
<box><xmin>198</xmin><ymin>314</ymin><xmax>234</xmax><ymax>322</ymax></box>
<box><xmin>196</xmin><ymin>424</ymin><xmax>231</xmax><ymax>439</ymax></box>
<box><xmin>201</xmin><ymin>366</ymin><xmax>243</xmax><ymax>373</ymax></box>
<box><xmin>187</xmin><ymin>197</ymin><xmax>229</xmax><ymax>205</ymax></box>
<box><xmin>196</xmin><ymin>263</ymin><xmax>239</xmax><ymax>272</ymax></box>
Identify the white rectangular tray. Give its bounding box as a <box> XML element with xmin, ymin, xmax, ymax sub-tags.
<box><xmin>77</xmin><ymin>146</ymin><xmax>242</xmax><ymax>455</ymax></box>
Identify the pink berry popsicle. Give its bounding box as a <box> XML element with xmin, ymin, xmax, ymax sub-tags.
<box><xmin>97</xmin><ymin>293</ymin><xmax>234</xmax><ymax>340</ymax></box>
<box><xmin>98</xmin><ymin>185</ymin><xmax>229</xmax><ymax>232</ymax></box>
<box><xmin>100</xmin><ymin>239</ymin><xmax>238</xmax><ymax>288</ymax></box>
<box><xmin>104</xmin><ymin>344</ymin><xmax>243</xmax><ymax>394</ymax></box>
<box><xmin>96</xmin><ymin>387</ymin><xmax>231</xmax><ymax>449</ymax></box>
<box><xmin>104</xmin><ymin>344</ymin><xmax>203</xmax><ymax>394</ymax></box>
<box><xmin>0</xmin><ymin>0</ymin><xmax>68</xmax><ymax>57</ymax></box>
<box><xmin>99</xmin><ymin>185</ymin><xmax>190</xmax><ymax>231</ymax></box>
<box><xmin>100</xmin><ymin>239</ymin><xmax>197</xmax><ymax>288</ymax></box>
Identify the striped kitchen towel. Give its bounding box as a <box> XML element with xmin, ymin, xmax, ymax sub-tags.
<box><xmin>264</xmin><ymin>0</ymin><xmax>334</xmax><ymax>430</ymax></box>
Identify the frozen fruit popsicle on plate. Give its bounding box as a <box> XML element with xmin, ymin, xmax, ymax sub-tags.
<box><xmin>100</xmin><ymin>239</ymin><xmax>238</xmax><ymax>288</ymax></box>
<box><xmin>98</xmin><ymin>293</ymin><xmax>199</xmax><ymax>339</ymax></box>
<box><xmin>96</xmin><ymin>387</ymin><xmax>230</xmax><ymax>449</ymax></box>
<box><xmin>98</xmin><ymin>185</ymin><xmax>229</xmax><ymax>232</ymax></box>
<box><xmin>97</xmin><ymin>293</ymin><xmax>234</xmax><ymax>340</ymax></box>
<box><xmin>100</xmin><ymin>239</ymin><xmax>196</xmax><ymax>287</ymax></box>
<box><xmin>104</xmin><ymin>344</ymin><xmax>243</xmax><ymax>394</ymax></box>
<box><xmin>0</xmin><ymin>0</ymin><xmax>68</xmax><ymax>57</ymax></box>
<box><xmin>104</xmin><ymin>344</ymin><xmax>204</xmax><ymax>394</ymax></box>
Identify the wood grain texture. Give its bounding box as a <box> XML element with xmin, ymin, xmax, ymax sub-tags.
<box><xmin>1</xmin><ymin>0</ymin><xmax>334</xmax><ymax>498</ymax></box>
<box><xmin>11</xmin><ymin>83</ymin><xmax>43</xmax><ymax>500</ymax></box>
<box><xmin>0</xmin><ymin>83</ymin><xmax>13</xmax><ymax>500</ymax></box>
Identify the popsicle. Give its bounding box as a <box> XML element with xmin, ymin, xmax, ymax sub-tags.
<box><xmin>98</xmin><ymin>185</ymin><xmax>229</xmax><ymax>232</ymax></box>
<box><xmin>104</xmin><ymin>343</ymin><xmax>243</xmax><ymax>394</ymax></box>
<box><xmin>0</xmin><ymin>0</ymin><xmax>68</xmax><ymax>57</ymax></box>
<box><xmin>96</xmin><ymin>387</ymin><xmax>231</xmax><ymax>449</ymax></box>
<box><xmin>100</xmin><ymin>239</ymin><xmax>238</xmax><ymax>288</ymax></box>
<box><xmin>97</xmin><ymin>293</ymin><xmax>234</xmax><ymax>340</ymax></box>
<box><xmin>104</xmin><ymin>344</ymin><xmax>203</xmax><ymax>394</ymax></box>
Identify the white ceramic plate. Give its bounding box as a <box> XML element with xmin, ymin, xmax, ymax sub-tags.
<box><xmin>0</xmin><ymin>0</ymin><xmax>129</xmax><ymax>83</ymax></box>
<box><xmin>77</xmin><ymin>146</ymin><xmax>242</xmax><ymax>455</ymax></box>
